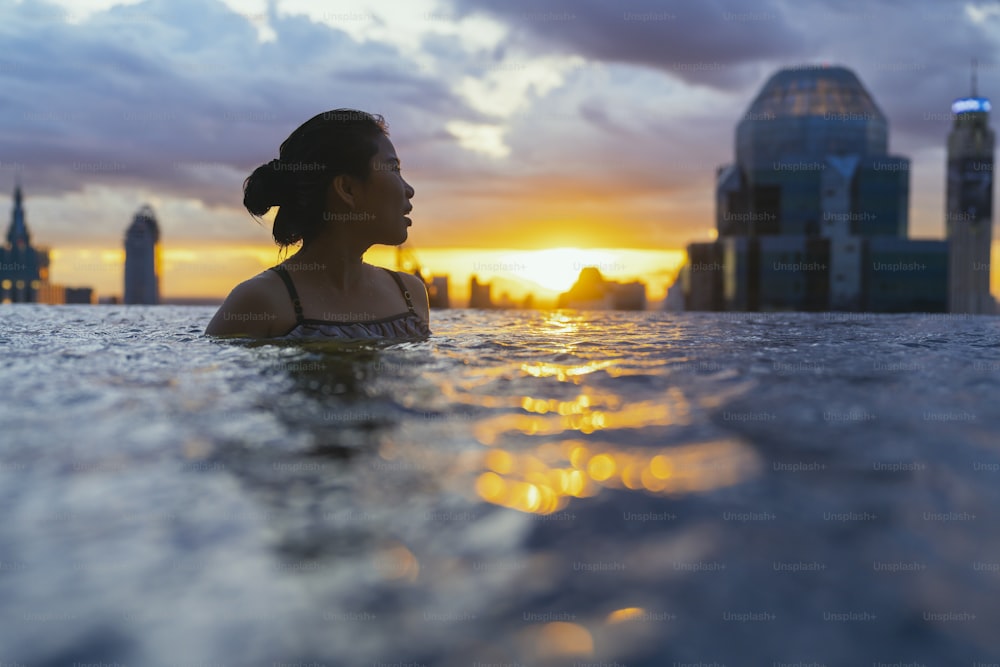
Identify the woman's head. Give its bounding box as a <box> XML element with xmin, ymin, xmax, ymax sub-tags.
<box><xmin>243</xmin><ymin>109</ymin><xmax>390</xmax><ymax>247</ymax></box>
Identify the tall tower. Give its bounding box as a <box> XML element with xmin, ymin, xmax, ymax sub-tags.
<box><xmin>123</xmin><ymin>204</ymin><xmax>161</xmax><ymax>304</ymax></box>
<box><xmin>1</xmin><ymin>182</ymin><xmax>44</xmax><ymax>303</ymax></box>
<box><xmin>947</xmin><ymin>62</ymin><xmax>995</xmax><ymax>314</ymax></box>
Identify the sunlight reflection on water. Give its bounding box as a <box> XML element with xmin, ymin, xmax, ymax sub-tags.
<box><xmin>2</xmin><ymin>306</ymin><xmax>1000</xmax><ymax>665</ymax></box>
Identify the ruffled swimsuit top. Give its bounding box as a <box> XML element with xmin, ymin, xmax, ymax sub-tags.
<box><xmin>270</xmin><ymin>265</ymin><xmax>431</xmax><ymax>339</ymax></box>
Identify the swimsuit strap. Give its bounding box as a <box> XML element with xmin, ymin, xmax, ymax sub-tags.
<box><xmin>270</xmin><ymin>265</ymin><xmax>416</xmax><ymax>322</ymax></box>
<box><xmin>381</xmin><ymin>268</ymin><xmax>417</xmax><ymax>315</ymax></box>
<box><xmin>269</xmin><ymin>265</ymin><xmax>305</xmax><ymax>324</ymax></box>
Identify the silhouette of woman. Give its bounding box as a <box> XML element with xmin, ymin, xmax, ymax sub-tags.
<box><xmin>206</xmin><ymin>109</ymin><xmax>430</xmax><ymax>338</ymax></box>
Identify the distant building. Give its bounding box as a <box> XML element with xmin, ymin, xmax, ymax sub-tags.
<box><xmin>37</xmin><ymin>282</ymin><xmax>64</xmax><ymax>304</ymax></box>
<box><xmin>428</xmin><ymin>275</ymin><xmax>450</xmax><ymax>308</ymax></box>
<box><xmin>469</xmin><ymin>275</ymin><xmax>492</xmax><ymax>309</ymax></box>
<box><xmin>864</xmin><ymin>238</ymin><xmax>949</xmax><ymax>312</ymax></box>
<box><xmin>663</xmin><ymin>276</ymin><xmax>686</xmax><ymax>312</ymax></box>
<box><xmin>946</xmin><ymin>74</ymin><xmax>994</xmax><ymax>314</ymax></box>
<box><xmin>557</xmin><ymin>267</ymin><xmax>647</xmax><ymax>310</ymax></box>
<box><xmin>124</xmin><ymin>204</ymin><xmax>161</xmax><ymax>304</ymax></box>
<box><xmin>37</xmin><ymin>281</ymin><xmax>97</xmax><ymax>306</ymax></box>
<box><xmin>1</xmin><ymin>183</ymin><xmax>47</xmax><ymax>303</ymax></box>
<box><xmin>494</xmin><ymin>291</ymin><xmax>518</xmax><ymax>309</ymax></box>
<box><xmin>1</xmin><ymin>183</ymin><xmax>96</xmax><ymax>305</ymax></box>
<box><xmin>686</xmin><ymin>65</ymin><xmax>947</xmax><ymax>312</ymax></box>
<box><xmin>681</xmin><ymin>242</ymin><xmax>724</xmax><ymax>310</ymax></box>
<box><xmin>64</xmin><ymin>287</ymin><xmax>94</xmax><ymax>304</ymax></box>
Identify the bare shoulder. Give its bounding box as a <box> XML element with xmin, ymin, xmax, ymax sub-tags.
<box><xmin>397</xmin><ymin>271</ymin><xmax>431</xmax><ymax>323</ymax></box>
<box><xmin>204</xmin><ymin>269</ymin><xmax>297</xmax><ymax>337</ymax></box>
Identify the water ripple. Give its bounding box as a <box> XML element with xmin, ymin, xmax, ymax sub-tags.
<box><xmin>0</xmin><ymin>306</ymin><xmax>998</xmax><ymax>665</ymax></box>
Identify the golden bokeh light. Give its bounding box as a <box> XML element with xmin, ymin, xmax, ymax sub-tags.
<box><xmin>588</xmin><ymin>454</ymin><xmax>616</xmax><ymax>482</ymax></box>
<box><xmin>484</xmin><ymin>449</ymin><xmax>514</xmax><ymax>474</ymax></box>
<box><xmin>373</xmin><ymin>543</ymin><xmax>420</xmax><ymax>583</ymax></box>
<box><xmin>520</xmin><ymin>360</ymin><xmax>617</xmax><ymax>381</ymax></box>
<box><xmin>412</xmin><ymin>337</ymin><xmax>760</xmax><ymax>518</ymax></box>
<box><xmin>532</xmin><ymin>622</ymin><xmax>594</xmax><ymax>657</ymax></box>
<box><xmin>465</xmin><ymin>355</ymin><xmax>759</xmax><ymax>514</ymax></box>
<box><xmin>474</xmin><ymin>437</ymin><xmax>757</xmax><ymax>515</ymax></box>
<box><xmin>606</xmin><ymin>607</ymin><xmax>647</xmax><ymax>624</ymax></box>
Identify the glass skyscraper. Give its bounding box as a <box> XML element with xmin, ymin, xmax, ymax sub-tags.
<box><xmin>685</xmin><ymin>65</ymin><xmax>947</xmax><ymax>312</ymax></box>
<box><xmin>946</xmin><ymin>85</ymin><xmax>994</xmax><ymax>314</ymax></box>
<box><xmin>124</xmin><ymin>205</ymin><xmax>161</xmax><ymax>305</ymax></box>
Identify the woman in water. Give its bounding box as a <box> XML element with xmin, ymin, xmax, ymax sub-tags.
<box><xmin>205</xmin><ymin>109</ymin><xmax>430</xmax><ymax>338</ymax></box>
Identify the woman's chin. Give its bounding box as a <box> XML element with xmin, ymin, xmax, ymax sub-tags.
<box><xmin>381</xmin><ymin>230</ymin><xmax>408</xmax><ymax>246</ymax></box>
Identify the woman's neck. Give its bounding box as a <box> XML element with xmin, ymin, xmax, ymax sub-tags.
<box><xmin>285</xmin><ymin>236</ymin><xmax>373</xmax><ymax>292</ymax></box>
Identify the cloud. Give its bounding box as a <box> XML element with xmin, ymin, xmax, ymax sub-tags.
<box><xmin>0</xmin><ymin>0</ymin><xmax>499</xmax><ymax>244</ymax></box>
<box><xmin>775</xmin><ymin>1</ymin><xmax>1000</xmax><ymax>151</ymax></box>
<box><xmin>446</xmin><ymin>0</ymin><xmax>808</xmax><ymax>90</ymax></box>
<box><xmin>445</xmin><ymin>0</ymin><xmax>1000</xmax><ymax>241</ymax></box>
<box><xmin>2</xmin><ymin>0</ymin><xmax>1000</xmax><ymax>260</ymax></box>
<box><xmin>0</xmin><ymin>3</ymin><xmax>466</xmax><ymax>180</ymax></box>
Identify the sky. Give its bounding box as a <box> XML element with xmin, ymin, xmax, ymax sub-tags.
<box><xmin>1</xmin><ymin>0</ymin><xmax>999</xmax><ymax>301</ymax></box>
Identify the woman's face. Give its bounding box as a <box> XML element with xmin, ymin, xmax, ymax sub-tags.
<box><xmin>334</xmin><ymin>134</ymin><xmax>415</xmax><ymax>246</ymax></box>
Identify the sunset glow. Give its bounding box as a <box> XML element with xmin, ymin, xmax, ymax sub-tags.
<box><xmin>497</xmin><ymin>247</ymin><xmax>624</xmax><ymax>293</ymax></box>
<box><xmin>46</xmin><ymin>243</ymin><xmax>687</xmax><ymax>305</ymax></box>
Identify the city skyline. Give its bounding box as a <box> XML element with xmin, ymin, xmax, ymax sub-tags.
<box><xmin>2</xmin><ymin>0</ymin><xmax>999</xmax><ymax>301</ymax></box>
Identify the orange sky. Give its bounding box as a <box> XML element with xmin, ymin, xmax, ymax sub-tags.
<box><xmin>45</xmin><ymin>239</ymin><xmax>1000</xmax><ymax>307</ymax></box>
<box><xmin>46</xmin><ymin>244</ymin><xmax>688</xmax><ymax>305</ymax></box>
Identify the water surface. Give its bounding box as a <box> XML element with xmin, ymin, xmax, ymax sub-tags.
<box><xmin>2</xmin><ymin>306</ymin><xmax>999</xmax><ymax>665</ymax></box>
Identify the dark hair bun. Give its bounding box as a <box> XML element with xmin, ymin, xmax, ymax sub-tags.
<box><xmin>243</xmin><ymin>159</ymin><xmax>294</xmax><ymax>216</ymax></box>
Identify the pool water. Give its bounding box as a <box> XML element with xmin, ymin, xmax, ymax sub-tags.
<box><xmin>1</xmin><ymin>305</ymin><xmax>999</xmax><ymax>665</ymax></box>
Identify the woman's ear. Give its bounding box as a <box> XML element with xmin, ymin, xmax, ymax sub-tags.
<box><xmin>328</xmin><ymin>174</ymin><xmax>356</xmax><ymax>209</ymax></box>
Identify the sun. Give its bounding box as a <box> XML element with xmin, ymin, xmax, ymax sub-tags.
<box><xmin>499</xmin><ymin>248</ymin><xmax>620</xmax><ymax>293</ymax></box>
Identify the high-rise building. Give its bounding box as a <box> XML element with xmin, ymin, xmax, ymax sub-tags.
<box><xmin>468</xmin><ymin>275</ymin><xmax>492</xmax><ymax>309</ymax></box>
<box><xmin>428</xmin><ymin>275</ymin><xmax>450</xmax><ymax>309</ymax></box>
<box><xmin>946</xmin><ymin>67</ymin><xmax>994</xmax><ymax>314</ymax></box>
<box><xmin>686</xmin><ymin>65</ymin><xmax>948</xmax><ymax>312</ymax></box>
<box><xmin>1</xmin><ymin>183</ymin><xmax>47</xmax><ymax>303</ymax></box>
<box><xmin>124</xmin><ymin>204</ymin><xmax>161</xmax><ymax>304</ymax></box>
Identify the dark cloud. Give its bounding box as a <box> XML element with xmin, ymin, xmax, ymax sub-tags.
<box><xmin>449</xmin><ymin>0</ymin><xmax>1000</xmax><ymax>145</ymax></box>
<box><xmin>774</xmin><ymin>1</ymin><xmax>1000</xmax><ymax>151</ymax></box>
<box><xmin>446</xmin><ymin>0</ymin><xmax>808</xmax><ymax>89</ymax></box>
